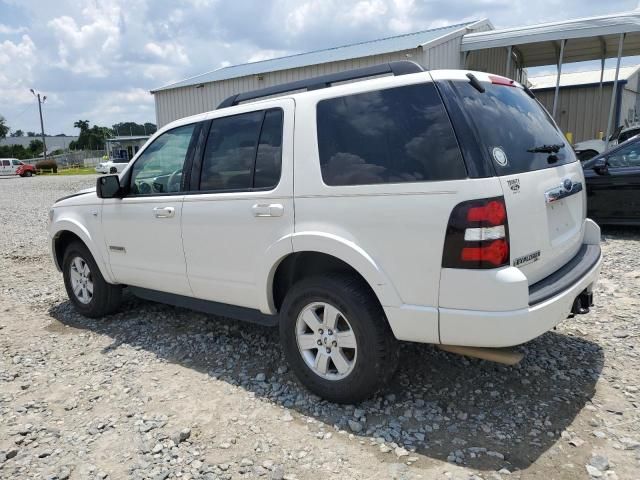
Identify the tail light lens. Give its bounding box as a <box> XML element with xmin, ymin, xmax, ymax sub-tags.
<box><xmin>442</xmin><ymin>197</ymin><xmax>510</xmax><ymax>269</ymax></box>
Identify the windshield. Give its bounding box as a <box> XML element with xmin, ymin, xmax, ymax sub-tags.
<box><xmin>448</xmin><ymin>80</ymin><xmax>577</xmax><ymax>175</ymax></box>
<box><xmin>617</xmin><ymin>128</ymin><xmax>640</xmax><ymax>144</ymax></box>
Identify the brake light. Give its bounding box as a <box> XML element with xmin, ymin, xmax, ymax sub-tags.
<box><xmin>461</xmin><ymin>239</ymin><xmax>509</xmax><ymax>267</ymax></box>
<box><xmin>489</xmin><ymin>74</ymin><xmax>515</xmax><ymax>87</ymax></box>
<box><xmin>442</xmin><ymin>197</ymin><xmax>510</xmax><ymax>269</ymax></box>
<box><xmin>467</xmin><ymin>200</ymin><xmax>506</xmax><ymax>225</ymax></box>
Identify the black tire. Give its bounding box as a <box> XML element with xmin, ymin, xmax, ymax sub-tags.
<box><xmin>109</xmin><ymin>167</ymin><xmax>117</xmax><ymax>174</ymax></box>
<box><xmin>24</xmin><ymin>170</ymin><xmax>33</xmax><ymax>177</ymax></box>
<box><xmin>62</xmin><ymin>241</ymin><xmax>122</xmax><ymax>318</ymax></box>
<box><xmin>280</xmin><ymin>274</ymin><xmax>399</xmax><ymax>404</ymax></box>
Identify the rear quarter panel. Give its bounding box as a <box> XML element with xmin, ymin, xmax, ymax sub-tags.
<box><xmin>292</xmin><ymin>88</ymin><xmax>503</xmax><ymax>309</ymax></box>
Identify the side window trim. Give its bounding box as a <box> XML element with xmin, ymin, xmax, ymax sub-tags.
<box><xmin>124</xmin><ymin>122</ymin><xmax>200</xmax><ymax>197</ymax></box>
<box><xmin>193</xmin><ymin>107</ymin><xmax>284</xmax><ymax>194</ymax></box>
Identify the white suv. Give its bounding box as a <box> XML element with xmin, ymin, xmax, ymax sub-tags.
<box><xmin>48</xmin><ymin>62</ymin><xmax>602</xmax><ymax>403</ymax></box>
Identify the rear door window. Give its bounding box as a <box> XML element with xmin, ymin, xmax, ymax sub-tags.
<box><xmin>316</xmin><ymin>83</ymin><xmax>466</xmax><ymax>186</ymax></box>
<box><xmin>447</xmin><ymin>80</ymin><xmax>576</xmax><ymax>175</ymax></box>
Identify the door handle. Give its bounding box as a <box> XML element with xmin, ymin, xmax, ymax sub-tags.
<box><xmin>153</xmin><ymin>206</ymin><xmax>175</xmax><ymax>218</ymax></box>
<box><xmin>252</xmin><ymin>203</ymin><xmax>284</xmax><ymax>217</ymax></box>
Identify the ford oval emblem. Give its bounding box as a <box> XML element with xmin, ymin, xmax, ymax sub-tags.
<box><xmin>563</xmin><ymin>178</ymin><xmax>573</xmax><ymax>192</ymax></box>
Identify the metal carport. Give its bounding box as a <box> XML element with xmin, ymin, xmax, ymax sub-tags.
<box><xmin>461</xmin><ymin>11</ymin><xmax>640</xmax><ymax>148</ymax></box>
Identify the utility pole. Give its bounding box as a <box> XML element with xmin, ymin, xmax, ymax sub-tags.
<box><xmin>30</xmin><ymin>89</ymin><xmax>47</xmax><ymax>160</ymax></box>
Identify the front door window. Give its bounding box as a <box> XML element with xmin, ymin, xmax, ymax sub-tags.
<box><xmin>130</xmin><ymin>124</ymin><xmax>195</xmax><ymax>195</ymax></box>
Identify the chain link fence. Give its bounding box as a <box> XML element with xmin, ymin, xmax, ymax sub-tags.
<box><xmin>22</xmin><ymin>150</ymin><xmax>106</xmax><ymax>168</ymax></box>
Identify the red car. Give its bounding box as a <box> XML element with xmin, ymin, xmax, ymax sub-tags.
<box><xmin>0</xmin><ymin>158</ymin><xmax>37</xmax><ymax>177</ymax></box>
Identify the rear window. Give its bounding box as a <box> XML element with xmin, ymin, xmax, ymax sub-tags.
<box><xmin>448</xmin><ymin>80</ymin><xmax>576</xmax><ymax>175</ymax></box>
<box><xmin>316</xmin><ymin>83</ymin><xmax>466</xmax><ymax>186</ymax></box>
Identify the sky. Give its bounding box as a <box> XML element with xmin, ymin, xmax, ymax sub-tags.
<box><xmin>1</xmin><ymin>0</ymin><xmax>640</xmax><ymax>135</ymax></box>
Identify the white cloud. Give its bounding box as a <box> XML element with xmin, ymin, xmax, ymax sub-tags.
<box><xmin>47</xmin><ymin>3</ymin><xmax>123</xmax><ymax>77</ymax></box>
<box><xmin>0</xmin><ymin>24</ymin><xmax>27</xmax><ymax>34</ymax></box>
<box><xmin>144</xmin><ymin>42</ymin><xmax>190</xmax><ymax>65</ymax></box>
<box><xmin>0</xmin><ymin>35</ymin><xmax>38</xmax><ymax>106</ymax></box>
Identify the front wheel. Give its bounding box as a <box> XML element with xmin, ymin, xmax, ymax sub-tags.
<box><xmin>62</xmin><ymin>241</ymin><xmax>122</xmax><ymax>317</ymax></box>
<box><xmin>24</xmin><ymin>170</ymin><xmax>33</xmax><ymax>177</ymax></box>
<box><xmin>280</xmin><ymin>274</ymin><xmax>398</xmax><ymax>404</ymax></box>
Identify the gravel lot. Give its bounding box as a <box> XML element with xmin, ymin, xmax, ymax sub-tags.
<box><xmin>1</xmin><ymin>174</ymin><xmax>639</xmax><ymax>480</ymax></box>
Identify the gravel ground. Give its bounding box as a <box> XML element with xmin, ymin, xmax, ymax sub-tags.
<box><xmin>0</xmin><ymin>174</ymin><xmax>639</xmax><ymax>480</ymax></box>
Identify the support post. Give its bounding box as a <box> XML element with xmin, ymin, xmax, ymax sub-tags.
<box><xmin>605</xmin><ymin>33</ymin><xmax>625</xmax><ymax>151</ymax></box>
<box><xmin>505</xmin><ymin>45</ymin><xmax>512</xmax><ymax>77</ymax></box>
<box><xmin>460</xmin><ymin>51</ymin><xmax>469</xmax><ymax>69</ymax></box>
<box><xmin>36</xmin><ymin>94</ymin><xmax>47</xmax><ymax>161</ymax></box>
<box><xmin>552</xmin><ymin>39</ymin><xmax>566</xmax><ymax>120</ymax></box>
<box><xmin>598</xmin><ymin>57</ymin><xmax>605</xmax><ymax>138</ymax></box>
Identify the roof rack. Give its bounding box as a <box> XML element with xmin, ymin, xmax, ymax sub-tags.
<box><xmin>216</xmin><ymin>60</ymin><xmax>424</xmax><ymax>109</ymax></box>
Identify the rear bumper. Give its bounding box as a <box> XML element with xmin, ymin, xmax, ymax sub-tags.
<box><xmin>387</xmin><ymin>219</ymin><xmax>602</xmax><ymax>348</ymax></box>
<box><xmin>438</xmin><ymin>247</ymin><xmax>601</xmax><ymax>347</ymax></box>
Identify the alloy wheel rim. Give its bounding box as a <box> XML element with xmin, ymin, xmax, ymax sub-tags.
<box><xmin>295</xmin><ymin>302</ymin><xmax>357</xmax><ymax>381</ymax></box>
<box><xmin>69</xmin><ymin>256</ymin><xmax>93</xmax><ymax>304</ymax></box>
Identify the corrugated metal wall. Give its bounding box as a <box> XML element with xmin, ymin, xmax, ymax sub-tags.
<box><xmin>466</xmin><ymin>47</ymin><xmax>525</xmax><ymax>83</ymax></box>
<box><xmin>419</xmin><ymin>36</ymin><xmax>464</xmax><ymax>69</ymax></box>
<box><xmin>534</xmin><ymin>85</ymin><xmax>614</xmax><ymax>143</ymax></box>
<box><xmin>154</xmin><ymin>49</ymin><xmax>422</xmax><ymax>127</ymax></box>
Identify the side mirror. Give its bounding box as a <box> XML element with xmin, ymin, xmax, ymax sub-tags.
<box><xmin>97</xmin><ymin>175</ymin><xmax>122</xmax><ymax>198</ymax></box>
<box><xmin>593</xmin><ymin>160</ymin><xmax>609</xmax><ymax>175</ymax></box>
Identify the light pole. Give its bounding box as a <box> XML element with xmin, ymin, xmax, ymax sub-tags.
<box><xmin>30</xmin><ymin>89</ymin><xmax>47</xmax><ymax>160</ymax></box>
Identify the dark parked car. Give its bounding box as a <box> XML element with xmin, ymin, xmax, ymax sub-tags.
<box><xmin>583</xmin><ymin>136</ymin><xmax>640</xmax><ymax>225</ymax></box>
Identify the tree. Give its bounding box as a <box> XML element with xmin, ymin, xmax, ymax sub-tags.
<box><xmin>11</xmin><ymin>129</ymin><xmax>24</xmax><ymax>137</ymax></box>
<box><xmin>70</xmin><ymin>121</ymin><xmax>112</xmax><ymax>150</ymax></box>
<box><xmin>27</xmin><ymin>131</ymin><xmax>36</xmax><ymax>137</ymax></box>
<box><xmin>74</xmin><ymin>120</ymin><xmax>90</xmax><ymax>132</ymax></box>
<box><xmin>0</xmin><ymin>116</ymin><xmax>8</xmax><ymax>139</ymax></box>
<box><xmin>112</xmin><ymin>121</ymin><xmax>156</xmax><ymax>136</ymax></box>
<box><xmin>0</xmin><ymin>144</ymin><xmax>29</xmax><ymax>159</ymax></box>
<box><xmin>28</xmin><ymin>139</ymin><xmax>44</xmax><ymax>155</ymax></box>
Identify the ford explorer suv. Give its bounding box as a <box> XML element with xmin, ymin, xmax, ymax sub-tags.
<box><xmin>1</xmin><ymin>158</ymin><xmax>36</xmax><ymax>177</ymax></box>
<box><xmin>47</xmin><ymin>62</ymin><xmax>602</xmax><ymax>403</ymax></box>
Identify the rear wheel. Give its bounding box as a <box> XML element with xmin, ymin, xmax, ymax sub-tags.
<box><xmin>280</xmin><ymin>274</ymin><xmax>398</xmax><ymax>403</ymax></box>
<box><xmin>62</xmin><ymin>241</ymin><xmax>122</xmax><ymax>317</ymax></box>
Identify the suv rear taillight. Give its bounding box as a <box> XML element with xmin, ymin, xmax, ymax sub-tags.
<box><xmin>442</xmin><ymin>197</ymin><xmax>510</xmax><ymax>269</ymax></box>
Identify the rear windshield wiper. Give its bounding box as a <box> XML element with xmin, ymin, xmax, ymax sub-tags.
<box><xmin>466</xmin><ymin>73</ymin><xmax>485</xmax><ymax>93</ymax></box>
<box><xmin>527</xmin><ymin>143</ymin><xmax>564</xmax><ymax>154</ymax></box>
